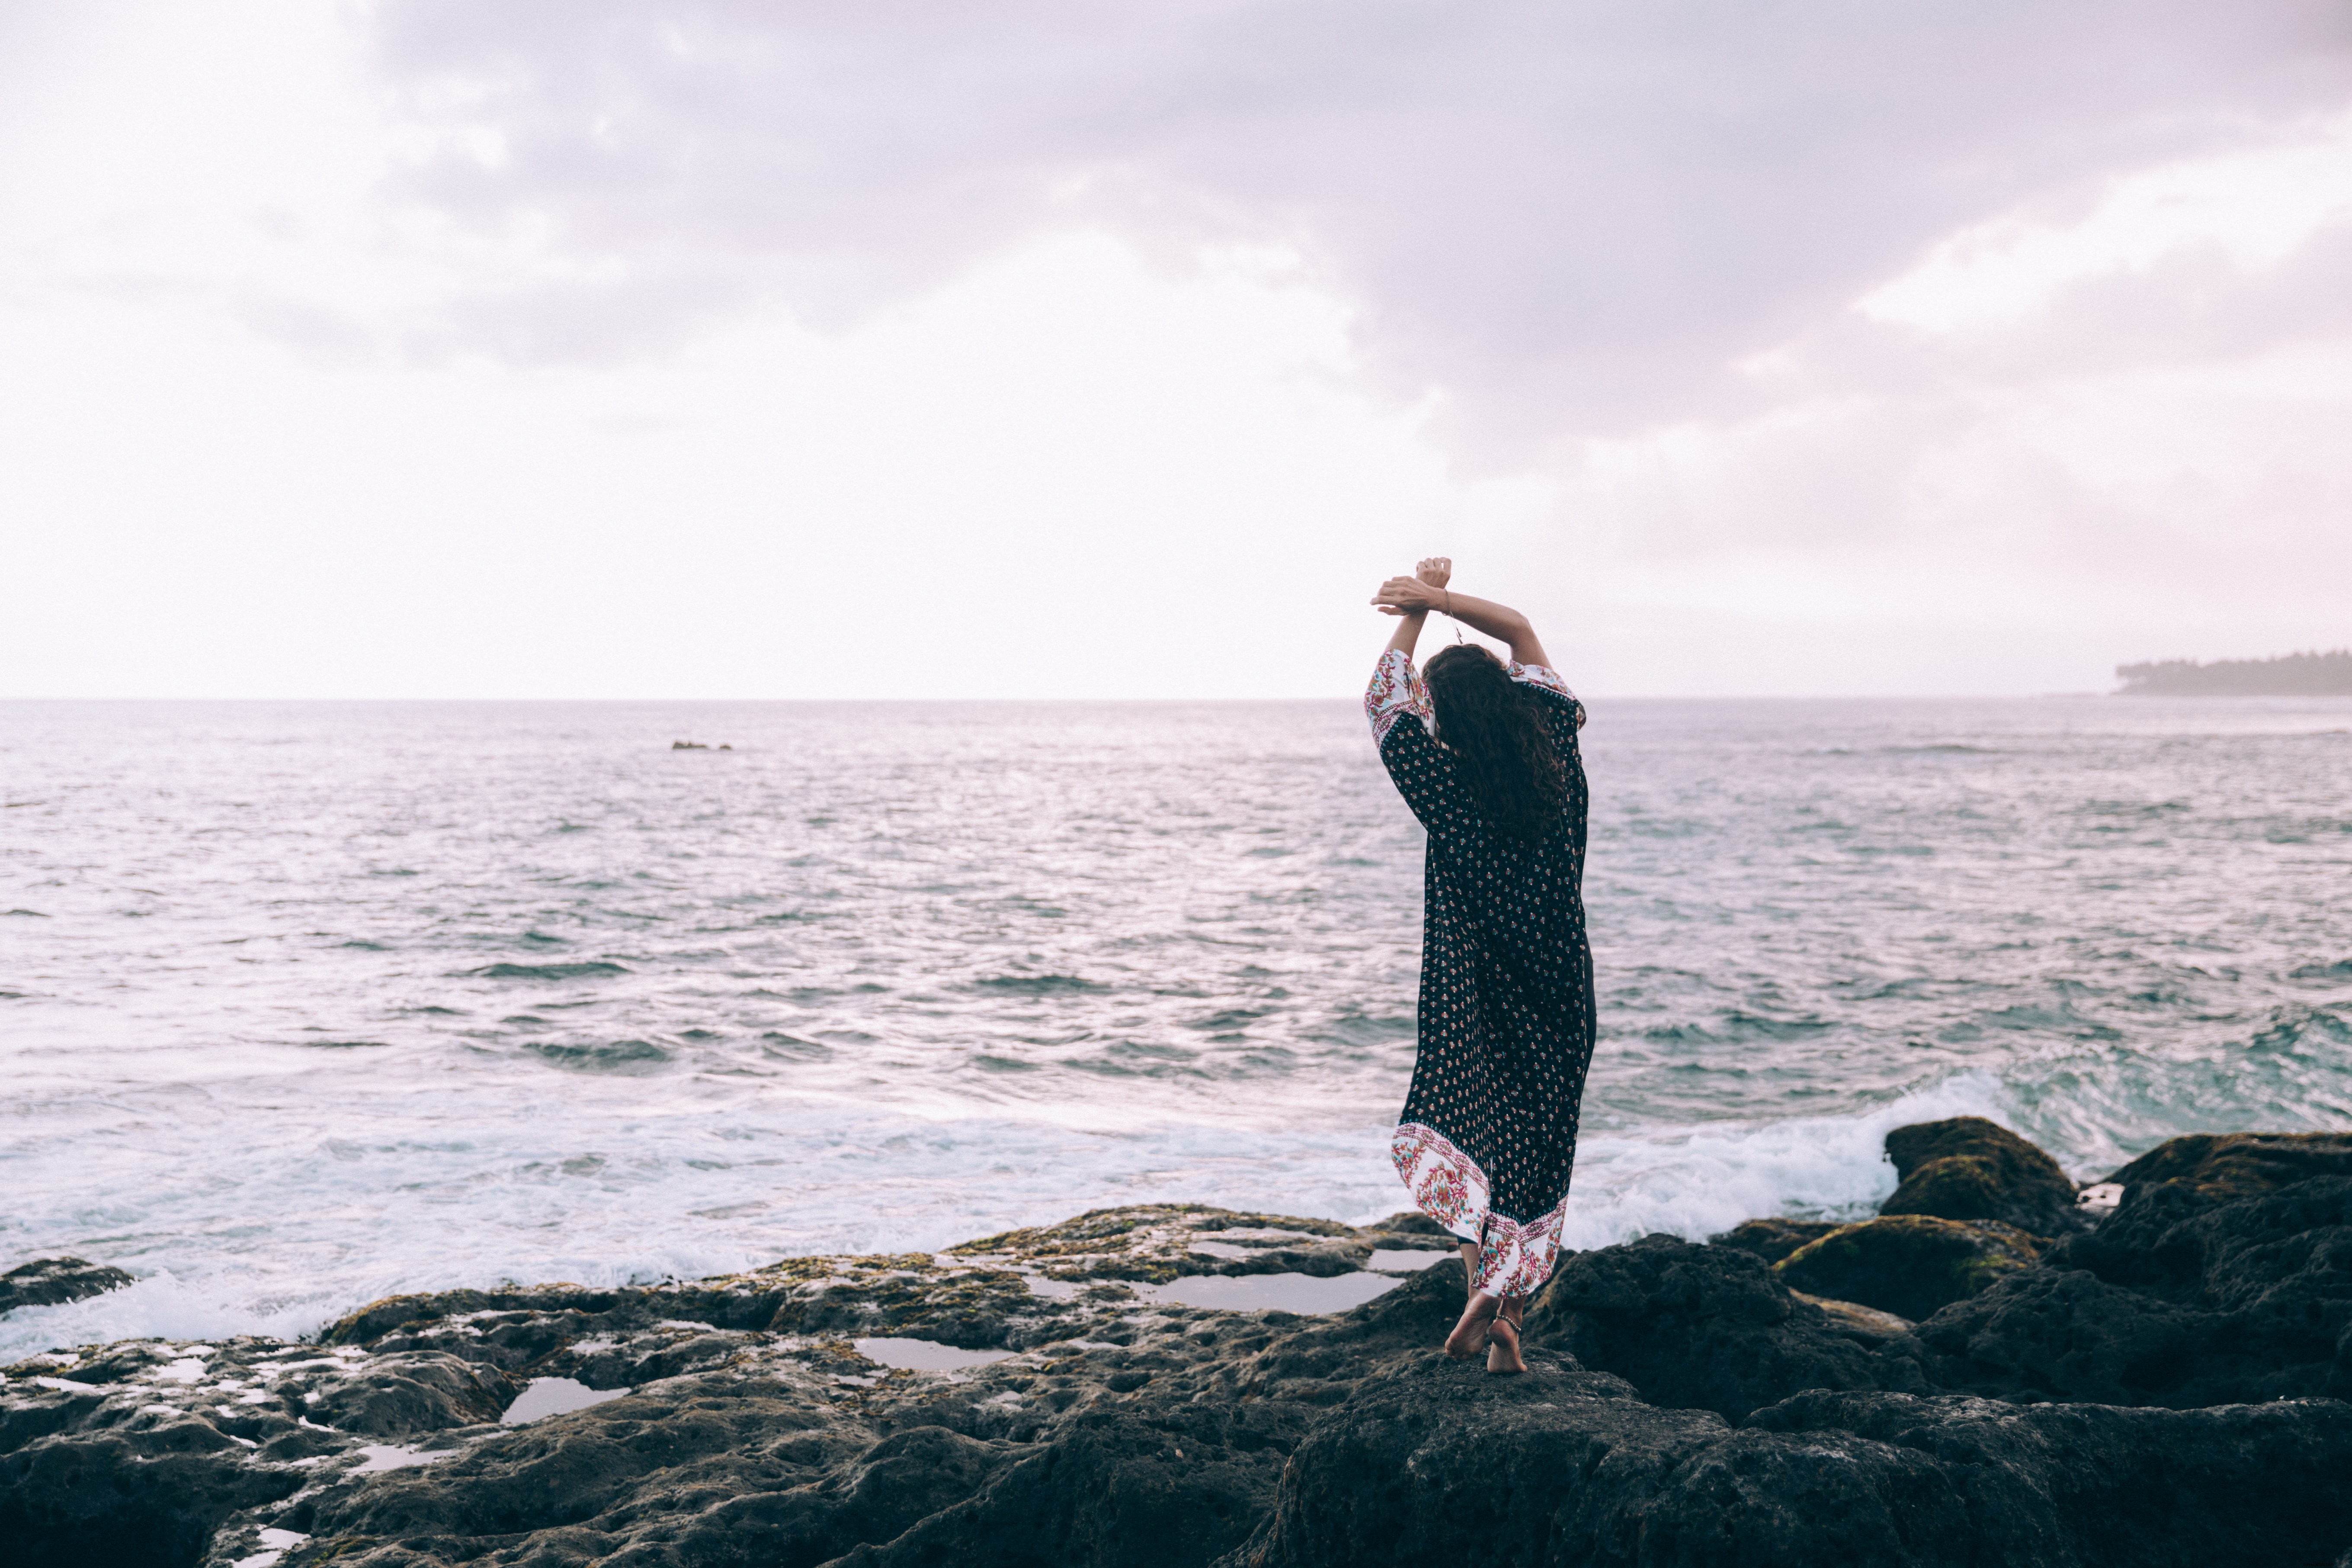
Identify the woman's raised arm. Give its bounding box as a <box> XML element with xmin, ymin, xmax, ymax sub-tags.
<box><xmin>1372</xmin><ymin>571</ymin><xmax>1551</xmax><ymax>670</ymax></box>
<box><xmin>1376</xmin><ymin>557</ymin><xmax>1454</xmax><ymax>660</ymax></box>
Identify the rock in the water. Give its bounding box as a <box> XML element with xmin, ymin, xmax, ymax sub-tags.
<box><xmin>1528</xmin><ymin>1234</ymin><xmax>1928</xmax><ymax>1419</ymax></box>
<box><xmin>2105</xmin><ymin>1131</ymin><xmax>2352</xmax><ymax>1201</ymax></box>
<box><xmin>1777</xmin><ymin>1214</ymin><xmax>2041</xmax><ymax>1321</ymax></box>
<box><xmin>1708</xmin><ymin>1217</ymin><xmax>1841</xmax><ymax>1264</ymax></box>
<box><xmin>1225</xmin><ymin>1365</ymin><xmax>2352</xmax><ymax>1568</ymax></box>
<box><xmin>0</xmin><ymin>1257</ymin><xmax>134</xmax><ymax>1315</ymax></box>
<box><xmin>1921</xmin><ymin>1174</ymin><xmax>2352</xmax><ymax>1408</ymax></box>
<box><xmin>1881</xmin><ymin>1116</ymin><xmax>2084</xmax><ymax>1235</ymax></box>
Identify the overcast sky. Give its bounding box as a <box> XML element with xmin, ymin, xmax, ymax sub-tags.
<box><xmin>4</xmin><ymin>0</ymin><xmax>2349</xmax><ymax>698</ymax></box>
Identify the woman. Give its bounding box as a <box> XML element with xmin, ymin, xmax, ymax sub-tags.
<box><xmin>1366</xmin><ymin>558</ymin><xmax>1594</xmax><ymax>1376</ymax></box>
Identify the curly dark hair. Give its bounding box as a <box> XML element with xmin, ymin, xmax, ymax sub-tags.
<box><xmin>1423</xmin><ymin>644</ymin><xmax>1570</xmax><ymax>840</ymax></box>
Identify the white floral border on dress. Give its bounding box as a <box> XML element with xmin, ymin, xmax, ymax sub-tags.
<box><xmin>1389</xmin><ymin>1120</ymin><xmax>1569</xmax><ymax>1301</ymax></box>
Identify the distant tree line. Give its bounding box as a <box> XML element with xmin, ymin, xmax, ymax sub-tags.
<box><xmin>2115</xmin><ymin>650</ymin><xmax>2352</xmax><ymax>695</ymax></box>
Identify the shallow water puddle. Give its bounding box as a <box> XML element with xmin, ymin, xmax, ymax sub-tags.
<box><xmin>853</xmin><ymin>1337</ymin><xmax>1018</xmax><ymax>1372</ymax></box>
<box><xmin>1140</xmin><ymin>1272</ymin><xmax>1404</xmax><ymax>1314</ymax></box>
<box><xmin>1368</xmin><ymin>1249</ymin><xmax>1454</xmax><ymax>1272</ymax></box>
<box><xmin>352</xmin><ymin>1443</ymin><xmax>458</xmax><ymax>1472</ymax></box>
<box><xmin>502</xmin><ymin>1376</ymin><xmax>629</xmax><ymax>1424</ymax></box>
<box><xmin>231</xmin><ymin>1528</ymin><xmax>311</xmax><ymax>1568</ymax></box>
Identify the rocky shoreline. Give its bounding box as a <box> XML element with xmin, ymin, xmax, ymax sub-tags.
<box><xmin>6</xmin><ymin>1120</ymin><xmax>2351</xmax><ymax>1568</ymax></box>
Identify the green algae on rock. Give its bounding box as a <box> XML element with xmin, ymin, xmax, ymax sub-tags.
<box><xmin>1880</xmin><ymin>1116</ymin><xmax>2083</xmax><ymax>1236</ymax></box>
<box><xmin>1776</xmin><ymin>1215</ymin><xmax>2041</xmax><ymax>1322</ymax></box>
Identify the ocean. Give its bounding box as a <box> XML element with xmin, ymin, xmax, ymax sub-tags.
<box><xmin>3</xmin><ymin>695</ymin><xmax>2349</xmax><ymax>1359</ymax></box>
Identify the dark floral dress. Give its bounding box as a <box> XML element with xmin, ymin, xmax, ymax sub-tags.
<box><xmin>1366</xmin><ymin>649</ymin><xmax>1595</xmax><ymax>1299</ymax></box>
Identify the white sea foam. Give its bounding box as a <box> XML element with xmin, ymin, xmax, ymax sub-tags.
<box><xmin>1554</xmin><ymin>1070</ymin><xmax>2015</xmax><ymax>1251</ymax></box>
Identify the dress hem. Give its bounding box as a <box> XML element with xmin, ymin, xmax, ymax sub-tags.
<box><xmin>1390</xmin><ymin>1121</ymin><xmax>1570</xmax><ymax>1300</ymax></box>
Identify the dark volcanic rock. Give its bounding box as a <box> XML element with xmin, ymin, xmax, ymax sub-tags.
<box><xmin>16</xmin><ymin>1180</ymin><xmax>2352</xmax><ymax>1568</ymax></box>
<box><xmin>0</xmin><ymin>1257</ymin><xmax>135</xmax><ymax>1315</ymax></box>
<box><xmin>1218</xmin><ymin>1354</ymin><xmax>1726</xmax><ymax>1568</ymax></box>
<box><xmin>1777</xmin><ymin>1214</ymin><xmax>2042</xmax><ymax>1321</ymax></box>
<box><xmin>306</xmin><ymin>1350</ymin><xmax>513</xmax><ymax>1437</ymax></box>
<box><xmin>836</xmin><ymin>1399</ymin><xmax>1316</xmax><ymax>1568</ymax></box>
<box><xmin>0</xmin><ymin>1412</ymin><xmax>305</xmax><ymax>1568</ymax></box>
<box><xmin>3</xmin><ymin>1206</ymin><xmax>1460</xmax><ymax>1568</ymax></box>
<box><xmin>1227</xmin><ymin>1367</ymin><xmax>2352</xmax><ymax>1568</ymax></box>
<box><xmin>1882</xmin><ymin>1116</ymin><xmax>2084</xmax><ymax>1235</ymax></box>
<box><xmin>1526</xmin><ymin>1234</ymin><xmax>1929</xmax><ymax>1419</ymax></box>
<box><xmin>1920</xmin><ymin>1175</ymin><xmax>2352</xmax><ymax>1407</ymax></box>
<box><xmin>1751</xmin><ymin>1390</ymin><xmax>2352</xmax><ymax>1568</ymax></box>
<box><xmin>2106</xmin><ymin>1131</ymin><xmax>2352</xmax><ymax>1201</ymax></box>
<box><xmin>1707</xmin><ymin>1217</ymin><xmax>1841</xmax><ymax>1265</ymax></box>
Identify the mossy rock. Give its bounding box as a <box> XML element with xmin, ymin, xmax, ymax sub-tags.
<box><xmin>1708</xmin><ymin>1218</ymin><xmax>1843</xmax><ymax>1266</ymax></box>
<box><xmin>1881</xmin><ymin>1116</ymin><xmax>2080</xmax><ymax>1235</ymax></box>
<box><xmin>1776</xmin><ymin>1215</ymin><xmax>2040</xmax><ymax>1322</ymax></box>
<box><xmin>2104</xmin><ymin>1132</ymin><xmax>2352</xmax><ymax>1201</ymax></box>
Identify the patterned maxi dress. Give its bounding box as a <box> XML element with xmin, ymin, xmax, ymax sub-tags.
<box><xmin>1366</xmin><ymin>650</ymin><xmax>1596</xmax><ymax>1301</ymax></box>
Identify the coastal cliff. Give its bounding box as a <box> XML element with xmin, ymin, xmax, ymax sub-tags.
<box><xmin>6</xmin><ymin>1122</ymin><xmax>2352</xmax><ymax>1568</ymax></box>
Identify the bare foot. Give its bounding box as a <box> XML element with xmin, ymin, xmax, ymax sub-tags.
<box><xmin>1486</xmin><ymin>1301</ymin><xmax>1527</xmax><ymax>1376</ymax></box>
<box><xmin>1443</xmin><ymin>1293</ymin><xmax>1498</xmax><ymax>1360</ymax></box>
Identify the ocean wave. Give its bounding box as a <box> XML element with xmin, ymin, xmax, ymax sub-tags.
<box><xmin>7</xmin><ymin>695</ymin><xmax>2351</xmax><ymax>1360</ymax></box>
<box><xmin>465</xmin><ymin>962</ymin><xmax>631</xmax><ymax>981</ymax></box>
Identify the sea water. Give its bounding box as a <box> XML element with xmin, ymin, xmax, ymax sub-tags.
<box><xmin>3</xmin><ymin>696</ymin><xmax>2349</xmax><ymax>1358</ymax></box>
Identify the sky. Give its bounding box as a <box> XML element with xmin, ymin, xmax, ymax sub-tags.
<box><xmin>3</xmin><ymin>0</ymin><xmax>2349</xmax><ymax>699</ymax></box>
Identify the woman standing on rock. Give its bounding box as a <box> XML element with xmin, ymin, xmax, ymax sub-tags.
<box><xmin>1367</xmin><ymin>558</ymin><xmax>1594</xmax><ymax>1376</ymax></box>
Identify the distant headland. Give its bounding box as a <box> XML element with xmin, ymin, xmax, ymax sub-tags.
<box><xmin>2116</xmin><ymin>649</ymin><xmax>2352</xmax><ymax>696</ymax></box>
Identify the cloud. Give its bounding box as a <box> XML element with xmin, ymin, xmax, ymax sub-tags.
<box><xmin>6</xmin><ymin>1</ymin><xmax>2350</xmax><ymax>697</ymax></box>
<box><xmin>1859</xmin><ymin>112</ymin><xmax>2352</xmax><ymax>334</ymax></box>
<box><xmin>359</xmin><ymin>0</ymin><xmax>2352</xmax><ymax>437</ymax></box>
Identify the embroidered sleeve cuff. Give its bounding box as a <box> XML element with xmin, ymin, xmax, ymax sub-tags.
<box><xmin>1508</xmin><ymin>661</ymin><xmax>1586</xmax><ymax>729</ymax></box>
<box><xmin>1507</xmin><ymin>661</ymin><xmax>1573</xmax><ymax>699</ymax></box>
<box><xmin>1365</xmin><ymin>648</ymin><xmax>1433</xmax><ymax>744</ymax></box>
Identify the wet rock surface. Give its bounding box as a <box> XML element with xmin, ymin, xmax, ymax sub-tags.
<box><xmin>1920</xmin><ymin>1174</ymin><xmax>2352</xmax><ymax>1408</ymax></box>
<box><xmin>2106</xmin><ymin>1130</ymin><xmax>2352</xmax><ymax>1202</ymax></box>
<box><xmin>10</xmin><ymin>1131</ymin><xmax>2352</xmax><ymax>1568</ymax></box>
<box><xmin>0</xmin><ymin>1257</ymin><xmax>135</xmax><ymax>1315</ymax></box>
